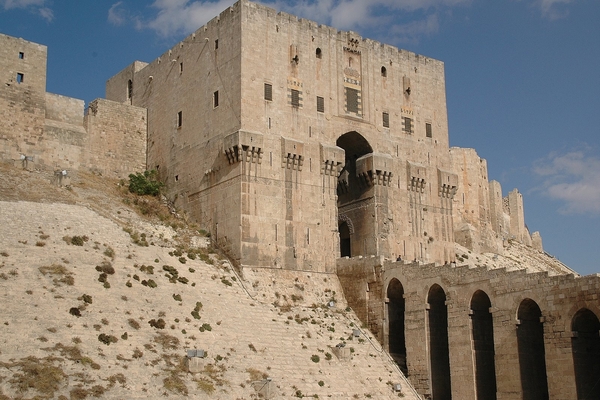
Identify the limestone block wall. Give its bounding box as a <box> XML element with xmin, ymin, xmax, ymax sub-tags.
<box><xmin>105</xmin><ymin>60</ymin><xmax>148</xmax><ymax>105</ymax></box>
<box><xmin>0</xmin><ymin>34</ymin><xmax>47</xmax><ymax>164</ymax></box>
<box><xmin>84</xmin><ymin>99</ymin><xmax>147</xmax><ymax>178</ymax></box>
<box><xmin>238</xmin><ymin>0</ymin><xmax>457</xmax><ymax>267</ymax></box>
<box><xmin>337</xmin><ymin>256</ymin><xmax>599</xmax><ymax>399</ymax></box>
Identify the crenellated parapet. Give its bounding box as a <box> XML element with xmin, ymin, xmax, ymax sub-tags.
<box><xmin>223</xmin><ymin>131</ymin><xmax>263</xmax><ymax>165</ymax></box>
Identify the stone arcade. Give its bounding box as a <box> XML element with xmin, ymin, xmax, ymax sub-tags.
<box><xmin>1</xmin><ymin>1</ymin><xmax>599</xmax><ymax>398</ymax></box>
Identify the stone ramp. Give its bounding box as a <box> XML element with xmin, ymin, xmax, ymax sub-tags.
<box><xmin>0</xmin><ymin>200</ymin><xmax>418</xmax><ymax>399</ymax></box>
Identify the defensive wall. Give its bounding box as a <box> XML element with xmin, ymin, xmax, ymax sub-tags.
<box><xmin>338</xmin><ymin>256</ymin><xmax>600</xmax><ymax>399</ymax></box>
<box><xmin>0</xmin><ymin>33</ymin><xmax>146</xmax><ymax>179</ymax></box>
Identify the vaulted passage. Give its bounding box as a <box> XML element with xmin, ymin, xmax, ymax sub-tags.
<box><xmin>339</xmin><ymin>220</ymin><xmax>351</xmax><ymax>257</ymax></box>
<box><xmin>470</xmin><ymin>290</ymin><xmax>497</xmax><ymax>400</ymax></box>
<box><xmin>387</xmin><ymin>278</ymin><xmax>407</xmax><ymax>375</ymax></box>
<box><xmin>571</xmin><ymin>308</ymin><xmax>600</xmax><ymax>400</ymax></box>
<box><xmin>428</xmin><ymin>284</ymin><xmax>452</xmax><ymax>400</ymax></box>
<box><xmin>336</xmin><ymin>131</ymin><xmax>374</xmax><ymax>257</ymax></box>
<box><xmin>517</xmin><ymin>299</ymin><xmax>549</xmax><ymax>400</ymax></box>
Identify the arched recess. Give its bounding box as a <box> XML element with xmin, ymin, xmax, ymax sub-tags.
<box><xmin>571</xmin><ymin>308</ymin><xmax>600</xmax><ymax>400</ymax></box>
<box><xmin>387</xmin><ymin>278</ymin><xmax>407</xmax><ymax>375</ymax></box>
<box><xmin>336</xmin><ymin>131</ymin><xmax>374</xmax><ymax>257</ymax></box>
<box><xmin>470</xmin><ymin>290</ymin><xmax>497</xmax><ymax>400</ymax></box>
<box><xmin>339</xmin><ymin>219</ymin><xmax>351</xmax><ymax>257</ymax></box>
<box><xmin>517</xmin><ymin>298</ymin><xmax>549</xmax><ymax>400</ymax></box>
<box><xmin>428</xmin><ymin>284</ymin><xmax>452</xmax><ymax>400</ymax></box>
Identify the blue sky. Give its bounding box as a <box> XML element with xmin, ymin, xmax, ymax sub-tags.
<box><xmin>1</xmin><ymin>0</ymin><xmax>599</xmax><ymax>274</ymax></box>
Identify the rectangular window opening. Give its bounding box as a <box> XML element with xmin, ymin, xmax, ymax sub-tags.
<box><xmin>383</xmin><ymin>112</ymin><xmax>390</xmax><ymax>128</ymax></box>
<box><xmin>214</xmin><ymin>39</ymin><xmax>219</xmax><ymax>50</ymax></box>
<box><xmin>16</xmin><ymin>73</ymin><xmax>24</xmax><ymax>84</ymax></box>
<box><xmin>403</xmin><ymin>116</ymin><xmax>413</xmax><ymax>134</ymax></box>
<box><xmin>264</xmin><ymin>83</ymin><xmax>273</xmax><ymax>101</ymax></box>
<box><xmin>317</xmin><ymin>96</ymin><xmax>325</xmax><ymax>113</ymax></box>
<box><xmin>213</xmin><ymin>91</ymin><xmax>219</xmax><ymax>108</ymax></box>
<box><xmin>291</xmin><ymin>89</ymin><xmax>300</xmax><ymax>107</ymax></box>
<box><xmin>346</xmin><ymin>87</ymin><xmax>359</xmax><ymax>114</ymax></box>
<box><xmin>426</xmin><ymin>123</ymin><xmax>433</xmax><ymax>138</ymax></box>
<box><xmin>18</xmin><ymin>52</ymin><xmax>24</xmax><ymax>59</ymax></box>
<box><xmin>179</xmin><ymin>62</ymin><xmax>183</xmax><ymax>74</ymax></box>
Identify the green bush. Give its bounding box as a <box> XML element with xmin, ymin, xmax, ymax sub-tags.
<box><xmin>128</xmin><ymin>170</ymin><xmax>162</xmax><ymax>196</ymax></box>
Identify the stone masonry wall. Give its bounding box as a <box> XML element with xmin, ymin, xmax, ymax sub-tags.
<box><xmin>337</xmin><ymin>256</ymin><xmax>599</xmax><ymax>399</ymax></box>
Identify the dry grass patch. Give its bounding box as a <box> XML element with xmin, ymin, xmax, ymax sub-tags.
<box><xmin>38</xmin><ymin>263</ymin><xmax>74</xmax><ymax>286</ymax></box>
<box><xmin>0</xmin><ymin>356</ymin><xmax>66</xmax><ymax>398</ymax></box>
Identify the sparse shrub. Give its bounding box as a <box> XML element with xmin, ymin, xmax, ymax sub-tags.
<box><xmin>121</xmin><ymin>332</ymin><xmax>128</xmax><ymax>340</ymax></box>
<box><xmin>128</xmin><ymin>318</ymin><xmax>141</xmax><ymax>330</ymax></box>
<box><xmin>149</xmin><ymin>318</ymin><xmax>166</xmax><ymax>329</ymax></box>
<box><xmin>98</xmin><ymin>273</ymin><xmax>107</xmax><ymax>283</ymax></box>
<box><xmin>96</xmin><ymin>261</ymin><xmax>115</xmax><ymax>274</ymax></box>
<box><xmin>82</xmin><ymin>294</ymin><xmax>93</xmax><ymax>304</ymax></box>
<box><xmin>126</xmin><ymin>281</ymin><xmax>132</xmax><ymax>287</ymax></box>
<box><xmin>0</xmin><ymin>251</ymin><xmax>8</xmax><ymax>257</ymax></box>
<box><xmin>70</xmin><ymin>236</ymin><xmax>86</xmax><ymax>246</ymax></box>
<box><xmin>36</xmin><ymin>241</ymin><xmax>46</xmax><ymax>247</ymax></box>
<box><xmin>311</xmin><ymin>354</ymin><xmax>320</xmax><ymax>363</ymax></box>
<box><xmin>103</xmin><ymin>247</ymin><xmax>115</xmax><ymax>259</ymax></box>
<box><xmin>98</xmin><ymin>333</ymin><xmax>118</xmax><ymax>345</ymax></box>
<box><xmin>69</xmin><ymin>307</ymin><xmax>81</xmax><ymax>317</ymax></box>
<box><xmin>178</xmin><ymin>257</ymin><xmax>187</xmax><ymax>264</ymax></box>
<box><xmin>199</xmin><ymin>323</ymin><xmax>212</xmax><ymax>332</ymax></box>
<box><xmin>221</xmin><ymin>278</ymin><xmax>232</xmax><ymax>286</ymax></box>
<box><xmin>128</xmin><ymin>170</ymin><xmax>162</xmax><ymax>196</ymax></box>
<box><xmin>318</xmin><ymin>380</ymin><xmax>325</xmax><ymax>387</ymax></box>
<box><xmin>173</xmin><ymin>294</ymin><xmax>182</xmax><ymax>302</ymax></box>
<box><xmin>325</xmin><ymin>352</ymin><xmax>332</xmax><ymax>360</ymax></box>
<box><xmin>248</xmin><ymin>343</ymin><xmax>257</xmax><ymax>352</ymax></box>
<box><xmin>189</xmin><ymin>268</ymin><xmax>195</xmax><ymax>273</ymax></box>
<box><xmin>177</xmin><ymin>276</ymin><xmax>189</xmax><ymax>284</ymax></box>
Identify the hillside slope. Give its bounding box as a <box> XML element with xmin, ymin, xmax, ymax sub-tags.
<box><xmin>0</xmin><ymin>165</ymin><xmax>416</xmax><ymax>399</ymax></box>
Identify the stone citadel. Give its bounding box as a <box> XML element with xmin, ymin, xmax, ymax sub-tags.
<box><xmin>1</xmin><ymin>0</ymin><xmax>599</xmax><ymax>398</ymax></box>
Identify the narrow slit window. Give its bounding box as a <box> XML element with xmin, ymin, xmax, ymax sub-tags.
<box><xmin>16</xmin><ymin>73</ymin><xmax>24</xmax><ymax>84</ymax></box>
<box><xmin>316</xmin><ymin>48</ymin><xmax>322</xmax><ymax>59</ymax></box>
<box><xmin>317</xmin><ymin>96</ymin><xmax>324</xmax><ymax>113</ymax></box>
<box><xmin>426</xmin><ymin>123</ymin><xmax>433</xmax><ymax>138</ymax></box>
<box><xmin>177</xmin><ymin>111</ymin><xmax>182</xmax><ymax>128</ymax></box>
<box><xmin>264</xmin><ymin>83</ymin><xmax>273</xmax><ymax>101</ymax></box>
<box><xmin>213</xmin><ymin>91</ymin><xmax>219</xmax><ymax>108</ymax></box>
<box><xmin>291</xmin><ymin>89</ymin><xmax>300</xmax><ymax>107</ymax></box>
<box><xmin>215</xmin><ymin>39</ymin><xmax>219</xmax><ymax>50</ymax></box>
<box><xmin>127</xmin><ymin>79</ymin><xmax>133</xmax><ymax>100</ymax></box>
<box><xmin>383</xmin><ymin>112</ymin><xmax>390</xmax><ymax>128</ymax></box>
<box><xmin>18</xmin><ymin>52</ymin><xmax>24</xmax><ymax>59</ymax></box>
<box><xmin>179</xmin><ymin>62</ymin><xmax>183</xmax><ymax>74</ymax></box>
<box><xmin>381</xmin><ymin>66</ymin><xmax>387</xmax><ymax>77</ymax></box>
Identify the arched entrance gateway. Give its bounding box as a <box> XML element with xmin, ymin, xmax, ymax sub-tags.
<box><xmin>470</xmin><ymin>290</ymin><xmax>497</xmax><ymax>400</ymax></box>
<box><xmin>336</xmin><ymin>131</ymin><xmax>374</xmax><ymax>258</ymax></box>
<box><xmin>428</xmin><ymin>284</ymin><xmax>452</xmax><ymax>400</ymax></box>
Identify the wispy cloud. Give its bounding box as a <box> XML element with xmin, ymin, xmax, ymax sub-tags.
<box><xmin>533</xmin><ymin>149</ymin><xmax>600</xmax><ymax>215</ymax></box>
<box><xmin>0</xmin><ymin>0</ymin><xmax>53</xmax><ymax>21</ymax></box>
<box><xmin>536</xmin><ymin>0</ymin><xmax>575</xmax><ymax>20</ymax></box>
<box><xmin>109</xmin><ymin>0</ymin><xmax>578</xmax><ymax>39</ymax></box>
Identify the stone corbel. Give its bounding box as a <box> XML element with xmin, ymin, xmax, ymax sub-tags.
<box><xmin>281</xmin><ymin>137</ymin><xmax>304</xmax><ymax>171</ymax></box>
<box><xmin>407</xmin><ymin>161</ymin><xmax>427</xmax><ymax>192</ymax></box>
<box><xmin>320</xmin><ymin>143</ymin><xmax>345</xmax><ymax>176</ymax></box>
<box><xmin>438</xmin><ymin>169</ymin><xmax>458</xmax><ymax>198</ymax></box>
<box><xmin>223</xmin><ymin>131</ymin><xmax>263</xmax><ymax>165</ymax></box>
<box><xmin>356</xmin><ymin>153</ymin><xmax>393</xmax><ymax>186</ymax></box>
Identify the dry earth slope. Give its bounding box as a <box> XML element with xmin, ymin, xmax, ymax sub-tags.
<box><xmin>0</xmin><ymin>164</ymin><xmax>417</xmax><ymax>400</ymax></box>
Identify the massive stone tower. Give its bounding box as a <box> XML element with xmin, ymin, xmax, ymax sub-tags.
<box><xmin>107</xmin><ymin>0</ymin><xmax>460</xmax><ymax>271</ymax></box>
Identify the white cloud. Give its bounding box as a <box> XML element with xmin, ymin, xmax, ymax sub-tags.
<box><xmin>108</xmin><ymin>2</ymin><xmax>126</xmax><ymax>26</ymax></box>
<box><xmin>533</xmin><ymin>149</ymin><xmax>600</xmax><ymax>215</ymax></box>
<box><xmin>536</xmin><ymin>0</ymin><xmax>575</xmax><ymax>20</ymax></box>
<box><xmin>1</xmin><ymin>0</ymin><xmax>53</xmax><ymax>21</ymax></box>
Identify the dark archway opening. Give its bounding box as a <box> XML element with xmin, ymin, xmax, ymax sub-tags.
<box><xmin>571</xmin><ymin>308</ymin><xmax>600</xmax><ymax>400</ymax></box>
<box><xmin>388</xmin><ymin>278</ymin><xmax>407</xmax><ymax>375</ymax></box>
<box><xmin>470</xmin><ymin>290</ymin><xmax>497</xmax><ymax>400</ymax></box>
<box><xmin>336</xmin><ymin>131</ymin><xmax>373</xmax><ymax>203</ymax></box>
<box><xmin>339</xmin><ymin>220</ymin><xmax>351</xmax><ymax>257</ymax></box>
<box><xmin>517</xmin><ymin>299</ymin><xmax>549</xmax><ymax>400</ymax></box>
<box><xmin>428</xmin><ymin>284</ymin><xmax>452</xmax><ymax>400</ymax></box>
